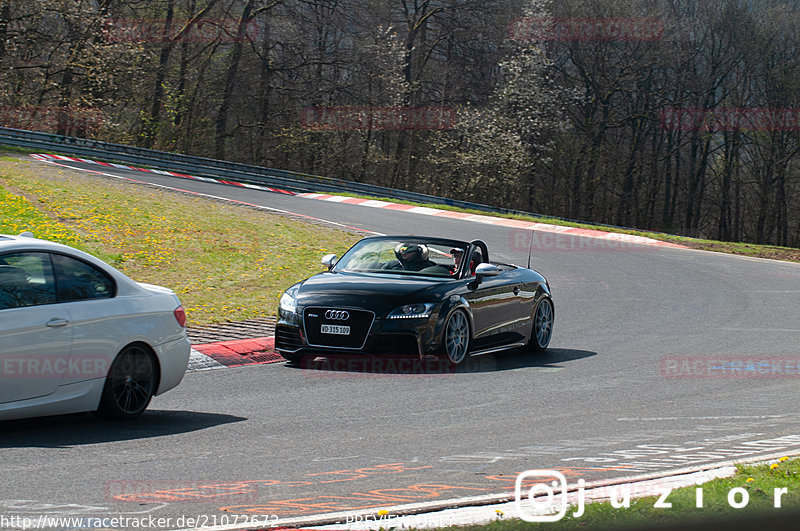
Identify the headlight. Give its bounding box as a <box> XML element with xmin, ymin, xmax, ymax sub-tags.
<box><xmin>279</xmin><ymin>291</ymin><xmax>298</xmax><ymax>314</ymax></box>
<box><xmin>388</xmin><ymin>303</ymin><xmax>435</xmax><ymax>319</ymax></box>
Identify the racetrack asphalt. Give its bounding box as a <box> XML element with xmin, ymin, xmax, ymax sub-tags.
<box><xmin>2</xmin><ymin>156</ymin><xmax>800</xmax><ymax>530</ymax></box>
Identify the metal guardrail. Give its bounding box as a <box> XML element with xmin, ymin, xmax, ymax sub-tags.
<box><xmin>0</xmin><ymin>126</ymin><xmax>540</xmax><ymax>217</ymax></box>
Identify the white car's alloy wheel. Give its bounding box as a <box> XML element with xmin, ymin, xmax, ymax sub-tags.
<box><xmin>98</xmin><ymin>344</ymin><xmax>156</xmax><ymax>419</ymax></box>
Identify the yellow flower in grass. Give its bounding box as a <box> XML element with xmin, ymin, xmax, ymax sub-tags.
<box><xmin>770</xmin><ymin>463</ymin><xmax>780</xmax><ymax>470</ymax></box>
<box><xmin>779</xmin><ymin>457</ymin><xmax>789</xmax><ymax>462</ymax></box>
<box><xmin>746</xmin><ymin>478</ymin><xmax>754</xmax><ymax>483</ymax></box>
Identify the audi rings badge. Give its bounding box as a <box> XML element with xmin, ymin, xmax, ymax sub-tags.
<box><xmin>325</xmin><ymin>310</ymin><xmax>350</xmax><ymax>321</ymax></box>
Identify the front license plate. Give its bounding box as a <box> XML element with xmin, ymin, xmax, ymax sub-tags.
<box><xmin>321</xmin><ymin>324</ymin><xmax>350</xmax><ymax>335</ymax></box>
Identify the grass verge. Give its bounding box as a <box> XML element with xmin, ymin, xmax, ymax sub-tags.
<box><xmin>437</xmin><ymin>457</ymin><xmax>800</xmax><ymax>530</ymax></box>
<box><xmin>0</xmin><ymin>144</ymin><xmax>38</xmax><ymax>156</ymax></box>
<box><xmin>0</xmin><ymin>155</ymin><xmax>361</xmax><ymax>325</ymax></box>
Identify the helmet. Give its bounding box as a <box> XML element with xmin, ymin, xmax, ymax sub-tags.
<box><xmin>395</xmin><ymin>243</ymin><xmax>428</xmax><ymax>263</ymax></box>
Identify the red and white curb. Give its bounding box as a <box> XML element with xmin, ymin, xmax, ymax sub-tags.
<box><xmin>296</xmin><ymin>193</ymin><xmax>687</xmax><ymax>248</ymax></box>
<box><xmin>188</xmin><ymin>337</ymin><xmax>280</xmax><ymax>372</ymax></box>
<box><xmin>30</xmin><ymin>153</ymin><xmax>295</xmax><ymax>195</ymax></box>
<box><xmin>29</xmin><ymin>153</ymin><xmax>685</xmax><ymax>249</ymax></box>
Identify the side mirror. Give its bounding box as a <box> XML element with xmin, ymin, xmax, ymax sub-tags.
<box><xmin>474</xmin><ymin>263</ymin><xmax>500</xmax><ymax>278</ymax></box>
<box><xmin>321</xmin><ymin>254</ymin><xmax>338</xmax><ymax>270</ymax></box>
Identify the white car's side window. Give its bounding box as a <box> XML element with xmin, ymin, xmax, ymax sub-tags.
<box><xmin>0</xmin><ymin>252</ymin><xmax>57</xmax><ymax>310</ymax></box>
<box><xmin>52</xmin><ymin>253</ymin><xmax>115</xmax><ymax>302</ymax></box>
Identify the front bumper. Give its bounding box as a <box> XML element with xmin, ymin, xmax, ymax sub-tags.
<box><xmin>275</xmin><ymin>311</ymin><xmax>438</xmax><ymax>358</ymax></box>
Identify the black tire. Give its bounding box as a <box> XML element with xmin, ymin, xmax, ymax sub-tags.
<box><xmin>527</xmin><ymin>296</ymin><xmax>554</xmax><ymax>352</ymax></box>
<box><xmin>441</xmin><ymin>309</ymin><xmax>471</xmax><ymax>366</ymax></box>
<box><xmin>97</xmin><ymin>344</ymin><xmax>157</xmax><ymax>420</ymax></box>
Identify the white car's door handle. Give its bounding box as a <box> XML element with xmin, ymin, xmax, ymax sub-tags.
<box><xmin>46</xmin><ymin>318</ymin><xmax>69</xmax><ymax>327</ymax></box>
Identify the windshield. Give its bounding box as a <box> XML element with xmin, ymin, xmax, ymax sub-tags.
<box><xmin>334</xmin><ymin>239</ymin><xmax>466</xmax><ymax>278</ymax></box>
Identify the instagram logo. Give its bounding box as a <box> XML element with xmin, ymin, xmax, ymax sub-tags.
<box><xmin>515</xmin><ymin>470</ymin><xmax>584</xmax><ymax>522</ymax></box>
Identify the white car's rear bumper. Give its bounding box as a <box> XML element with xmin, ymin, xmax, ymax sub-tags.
<box><xmin>155</xmin><ymin>335</ymin><xmax>191</xmax><ymax>395</ymax></box>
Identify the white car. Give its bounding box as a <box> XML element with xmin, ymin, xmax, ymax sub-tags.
<box><xmin>0</xmin><ymin>233</ymin><xmax>191</xmax><ymax>421</ymax></box>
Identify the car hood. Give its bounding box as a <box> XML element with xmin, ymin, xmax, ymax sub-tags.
<box><xmin>295</xmin><ymin>271</ymin><xmax>450</xmax><ymax>314</ymax></box>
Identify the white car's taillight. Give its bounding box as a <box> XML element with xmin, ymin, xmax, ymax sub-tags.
<box><xmin>174</xmin><ymin>305</ymin><xmax>187</xmax><ymax>327</ymax></box>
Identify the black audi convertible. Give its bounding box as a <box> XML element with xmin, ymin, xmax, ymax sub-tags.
<box><xmin>275</xmin><ymin>235</ymin><xmax>554</xmax><ymax>366</ymax></box>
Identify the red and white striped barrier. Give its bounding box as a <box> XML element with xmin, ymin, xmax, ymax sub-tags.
<box><xmin>30</xmin><ymin>153</ymin><xmax>295</xmax><ymax>195</ymax></box>
<box><xmin>295</xmin><ymin>193</ymin><xmax>687</xmax><ymax>248</ymax></box>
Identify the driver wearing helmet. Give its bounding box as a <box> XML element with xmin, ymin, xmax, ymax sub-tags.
<box><xmin>393</xmin><ymin>243</ymin><xmax>436</xmax><ymax>271</ymax></box>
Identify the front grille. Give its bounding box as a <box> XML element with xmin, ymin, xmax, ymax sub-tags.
<box><xmin>275</xmin><ymin>325</ymin><xmax>303</xmax><ymax>351</ymax></box>
<box><xmin>303</xmin><ymin>307</ymin><xmax>374</xmax><ymax>349</ymax></box>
